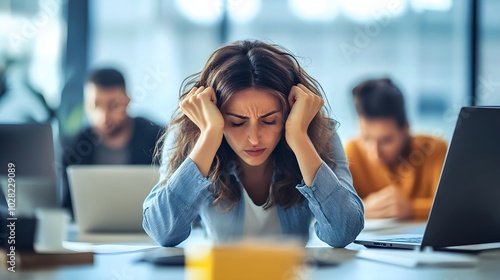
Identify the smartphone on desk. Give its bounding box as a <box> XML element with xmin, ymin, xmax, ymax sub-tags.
<box><xmin>139</xmin><ymin>247</ymin><xmax>185</xmax><ymax>266</ymax></box>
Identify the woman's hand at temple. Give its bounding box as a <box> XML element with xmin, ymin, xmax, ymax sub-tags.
<box><xmin>285</xmin><ymin>84</ymin><xmax>324</xmax><ymax>146</ymax></box>
<box><xmin>285</xmin><ymin>84</ymin><xmax>324</xmax><ymax>186</ymax></box>
<box><xmin>180</xmin><ymin>86</ymin><xmax>224</xmax><ymax>134</ymax></box>
<box><xmin>180</xmin><ymin>86</ymin><xmax>224</xmax><ymax>176</ymax></box>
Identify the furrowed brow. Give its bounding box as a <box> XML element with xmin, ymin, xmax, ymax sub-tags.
<box><xmin>226</xmin><ymin>110</ymin><xmax>280</xmax><ymax>119</ymax></box>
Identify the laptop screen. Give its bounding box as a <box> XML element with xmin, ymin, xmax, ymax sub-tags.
<box><xmin>422</xmin><ymin>107</ymin><xmax>500</xmax><ymax>248</ymax></box>
<box><xmin>0</xmin><ymin>123</ymin><xmax>59</xmax><ymax>216</ymax></box>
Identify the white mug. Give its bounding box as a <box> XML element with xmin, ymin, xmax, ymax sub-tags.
<box><xmin>35</xmin><ymin>208</ymin><xmax>70</xmax><ymax>251</ymax></box>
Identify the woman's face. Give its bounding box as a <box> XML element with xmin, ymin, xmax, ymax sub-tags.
<box><xmin>221</xmin><ymin>88</ymin><xmax>284</xmax><ymax>168</ymax></box>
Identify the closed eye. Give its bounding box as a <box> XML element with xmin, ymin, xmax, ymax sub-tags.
<box><xmin>231</xmin><ymin>122</ymin><xmax>245</xmax><ymax>127</ymax></box>
<box><xmin>263</xmin><ymin>120</ymin><xmax>277</xmax><ymax>125</ymax></box>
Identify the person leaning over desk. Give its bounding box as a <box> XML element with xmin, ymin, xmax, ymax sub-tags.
<box><xmin>345</xmin><ymin>78</ymin><xmax>447</xmax><ymax>221</ymax></box>
<box><xmin>142</xmin><ymin>40</ymin><xmax>364</xmax><ymax>247</ymax></box>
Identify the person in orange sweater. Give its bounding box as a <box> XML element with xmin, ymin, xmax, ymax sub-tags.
<box><xmin>345</xmin><ymin>78</ymin><xmax>447</xmax><ymax>220</ymax></box>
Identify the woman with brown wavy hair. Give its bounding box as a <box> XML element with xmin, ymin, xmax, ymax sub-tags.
<box><xmin>143</xmin><ymin>40</ymin><xmax>364</xmax><ymax>247</ymax></box>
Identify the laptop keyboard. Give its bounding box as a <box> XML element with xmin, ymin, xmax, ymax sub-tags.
<box><xmin>380</xmin><ymin>237</ymin><xmax>423</xmax><ymax>244</ymax></box>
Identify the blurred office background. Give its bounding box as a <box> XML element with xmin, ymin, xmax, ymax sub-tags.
<box><xmin>0</xmin><ymin>0</ymin><xmax>499</xmax><ymax>146</ymax></box>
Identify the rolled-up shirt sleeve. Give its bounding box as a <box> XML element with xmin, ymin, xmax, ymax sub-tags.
<box><xmin>142</xmin><ymin>134</ymin><xmax>212</xmax><ymax>247</ymax></box>
<box><xmin>296</xmin><ymin>133</ymin><xmax>364</xmax><ymax>247</ymax></box>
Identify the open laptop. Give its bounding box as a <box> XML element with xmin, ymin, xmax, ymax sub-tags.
<box><xmin>0</xmin><ymin>123</ymin><xmax>58</xmax><ymax>216</ymax></box>
<box><xmin>355</xmin><ymin>107</ymin><xmax>500</xmax><ymax>250</ymax></box>
<box><xmin>67</xmin><ymin>165</ymin><xmax>159</xmax><ymax>243</ymax></box>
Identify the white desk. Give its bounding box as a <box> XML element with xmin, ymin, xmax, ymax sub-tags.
<box><xmin>2</xmin><ymin>221</ymin><xmax>499</xmax><ymax>279</ymax></box>
<box><xmin>3</xmin><ymin>248</ymin><xmax>499</xmax><ymax>280</ymax></box>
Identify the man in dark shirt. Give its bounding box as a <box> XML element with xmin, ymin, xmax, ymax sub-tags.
<box><xmin>61</xmin><ymin>68</ymin><xmax>161</xmax><ymax>217</ymax></box>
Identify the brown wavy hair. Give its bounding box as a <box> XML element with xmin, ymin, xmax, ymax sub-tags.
<box><xmin>156</xmin><ymin>40</ymin><xmax>336</xmax><ymax>210</ymax></box>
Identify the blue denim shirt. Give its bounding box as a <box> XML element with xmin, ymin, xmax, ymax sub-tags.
<box><xmin>143</xmin><ymin>132</ymin><xmax>364</xmax><ymax>247</ymax></box>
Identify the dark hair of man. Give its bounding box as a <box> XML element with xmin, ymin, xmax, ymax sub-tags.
<box><xmin>352</xmin><ymin>78</ymin><xmax>407</xmax><ymax>128</ymax></box>
<box><xmin>87</xmin><ymin>68</ymin><xmax>126</xmax><ymax>90</ymax></box>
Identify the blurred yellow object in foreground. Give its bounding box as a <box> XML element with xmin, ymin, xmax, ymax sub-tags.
<box><xmin>186</xmin><ymin>241</ymin><xmax>305</xmax><ymax>280</ymax></box>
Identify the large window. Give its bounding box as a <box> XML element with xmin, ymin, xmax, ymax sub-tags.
<box><xmin>90</xmin><ymin>0</ymin><xmax>470</xmax><ymax>142</ymax></box>
<box><xmin>0</xmin><ymin>0</ymin><xmax>65</xmax><ymax>123</ymax></box>
<box><xmin>479</xmin><ymin>0</ymin><xmax>500</xmax><ymax>106</ymax></box>
<box><xmin>89</xmin><ymin>0</ymin><xmax>221</xmax><ymax>125</ymax></box>
<box><xmin>3</xmin><ymin>0</ymin><xmax>496</xmax><ymax>143</ymax></box>
<box><xmin>225</xmin><ymin>0</ymin><xmax>468</xmax><ymax>141</ymax></box>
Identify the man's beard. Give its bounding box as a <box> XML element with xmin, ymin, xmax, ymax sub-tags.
<box><xmin>100</xmin><ymin>117</ymin><xmax>131</xmax><ymax>138</ymax></box>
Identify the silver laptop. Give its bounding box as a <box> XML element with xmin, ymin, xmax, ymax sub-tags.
<box><xmin>355</xmin><ymin>107</ymin><xmax>500</xmax><ymax>250</ymax></box>
<box><xmin>67</xmin><ymin>165</ymin><xmax>159</xmax><ymax>241</ymax></box>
